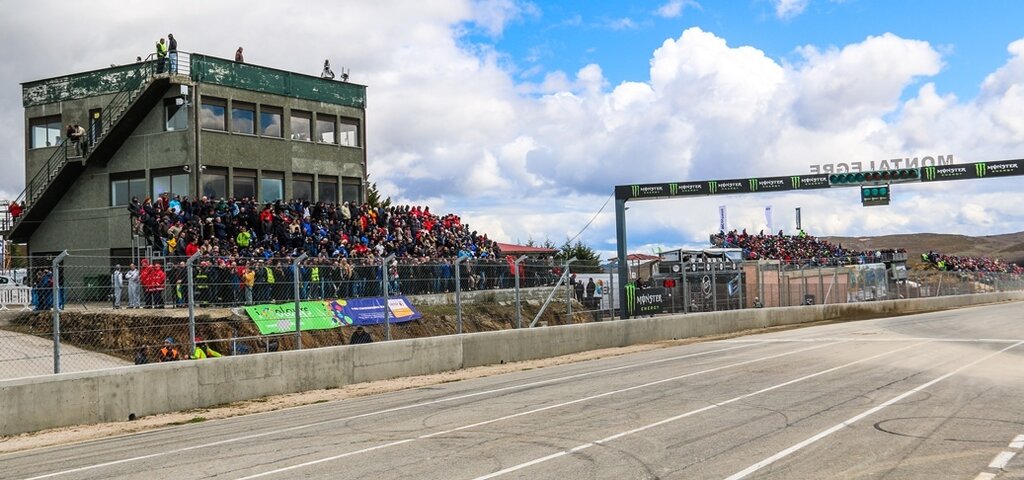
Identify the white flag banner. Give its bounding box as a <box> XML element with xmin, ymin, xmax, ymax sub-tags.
<box><xmin>765</xmin><ymin>206</ymin><xmax>773</xmax><ymax>232</ymax></box>
<box><xmin>718</xmin><ymin>205</ymin><xmax>727</xmax><ymax>232</ymax></box>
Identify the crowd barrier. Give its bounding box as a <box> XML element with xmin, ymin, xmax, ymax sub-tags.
<box><xmin>2</xmin><ymin>291</ymin><xmax>1022</xmax><ymax>436</ymax></box>
<box><xmin>0</xmin><ymin>286</ymin><xmax>32</xmax><ymax>311</ymax></box>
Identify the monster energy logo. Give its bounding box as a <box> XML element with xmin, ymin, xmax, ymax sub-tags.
<box><xmin>669</xmin><ymin>183</ymin><xmax>678</xmax><ymax>195</ymax></box>
<box><xmin>625</xmin><ymin>282</ymin><xmax>637</xmax><ymax>316</ymax></box>
<box><xmin>708</xmin><ymin>181</ymin><xmax>717</xmax><ymax>194</ymax></box>
<box><xmin>790</xmin><ymin>176</ymin><xmax>801</xmax><ymax>189</ymax></box>
<box><xmin>631</xmin><ymin>185</ymin><xmax>640</xmax><ymax>197</ymax></box>
<box><xmin>748</xmin><ymin>179</ymin><xmax>759</xmax><ymax>192</ymax></box>
<box><xmin>975</xmin><ymin>163</ymin><xmax>986</xmax><ymax>177</ymax></box>
<box><xmin>923</xmin><ymin>166</ymin><xmax>936</xmax><ymax>181</ymax></box>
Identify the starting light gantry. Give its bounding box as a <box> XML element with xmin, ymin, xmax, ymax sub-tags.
<box><xmin>612</xmin><ymin>158</ymin><xmax>1024</xmax><ymax>319</ymax></box>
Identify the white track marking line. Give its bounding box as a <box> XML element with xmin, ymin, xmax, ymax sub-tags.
<box><xmin>724</xmin><ymin>340</ymin><xmax>1024</xmax><ymax>480</ymax></box>
<box><xmin>989</xmin><ymin>451</ymin><xmax>1017</xmax><ymax>469</ymax></box>
<box><xmin>1009</xmin><ymin>434</ymin><xmax>1024</xmax><ymax>449</ymax></box>
<box><xmin>21</xmin><ymin>342</ymin><xmax>762</xmax><ymax>479</ymax></box>
<box><xmin>723</xmin><ymin>338</ymin><xmax>1023</xmax><ymax>343</ymax></box>
<box><xmin>468</xmin><ymin>341</ymin><xmax>928</xmax><ymax>480</ymax></box>
<box><xmin>234</xmin><ymin>342</ymin><xmax>843</xmax><ymax>480</ymax></box>
<box><xmin>974</xmin><ymin>473</ymin><xmax>997</xmax><ymax>480</ymax></box>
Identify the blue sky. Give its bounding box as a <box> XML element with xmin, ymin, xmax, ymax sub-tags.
<box><xmin>468</xmin><ymin>0</ymin><xmax>1023</xmax><ymax>104</ymax></box>
<box><xmin>1</xmin><ymin>0</ymin><xmax>1023</xmax><ymax>260</ymax></box>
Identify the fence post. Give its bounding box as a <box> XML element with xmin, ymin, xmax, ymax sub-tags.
<box><xmin>454</xmin><ymin>256</ymin><xmax>467</xmax><ymax>335</ymax></box>
<box><xmin>711</xmin><ymin>266</ymin><xmax>718</xmax><ymax>312</ymax></box>
<box><xmin>51</xmin><ymin>250</ymin><xmax>69</xmax><ymax>374</ymax></box>
<box><xmin>383</xmin><ymin>254</ymin><xmax>395</xmax><ymax>341</ymax></box>
<box><xmin>818</xmin><ymin>266</ymin><xmax>824</xmax><ymax>304</ymax></box>
<box><xmin>682</xmin><ymin>262</ymin><xmax>690</xmax><ymax>314</ymax></box>
<box><xmin>514</xmin><ymin>255</ymin><xmax>527</xmax><ymax>328</ymax></box>
<box><xmin>737</xmin><ymin>266</ymin><xmax>744</xmax><ymax>309</ymax></box>
<box><xmin>186</xmin><ymin>251</ymin><xmax>201</xmax><ymax>358</ymax></box>
<box><xmin>292</xmin><ymin>253</ymin><xmax>308</xmax><ymax>350</ymax></box>
<box><xmin>608</xmin><ymin>266</ymin><xmax>616</xmax><ymax>320</ymax></box>
<box><xmin>774</xmin><ymin>264</ymin><xmax>782</xmax><ymax>304</ymax></box>
<box><xmin>565</xmin><ymin>257</ymin><xmax>577</xmax><ymax>318</ymax></box>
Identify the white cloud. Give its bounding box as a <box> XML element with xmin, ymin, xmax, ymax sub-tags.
<box><xmin>470</xmin><ymin>0</ymin><xmax>541</xmax><ymax>37</ymax></box>
<box><xmin>1</xmin><ymin>3</ymin><xmax>1023</xmax><ymax>261</ymax></box>
<box><xmin>774</xmin><ymin>0</ymin><xmax>810</xmax><ymax>19</ymax></box>
<box><xmin>607</xmin><ymin>17</ymin><xmax>639</xmax><ymax>30</ymax></box>
<box><xmin>656</xmin><ymin>0</ymin><xmax>699</xmax><ymax>18</ymax></box>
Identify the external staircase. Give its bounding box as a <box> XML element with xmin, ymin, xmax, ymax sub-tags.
<box><xmin>4</xmin><ymin>54</ymin><xmax>192</xmax><ymax>243</ymax></box>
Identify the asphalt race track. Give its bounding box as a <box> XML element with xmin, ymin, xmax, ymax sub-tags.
<box><xmin>4</xmin><ymin>302</ymin><xmax>1024</xmax><ymax>480</ymax></box>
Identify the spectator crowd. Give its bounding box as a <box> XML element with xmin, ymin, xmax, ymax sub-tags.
<box><xmin>115</xmin><ymin>195</ymin><xmax>572</xmax><ymax>306</ymax></box>
<box><xmin>921</xmin><ymin>251</ymin><xmax>1024</xmax><ymax>274</ymax></box>
<box><xmin>710</xmin><ymin>229</ymin><xmax>905</xmax><ymax>266</ymax></box>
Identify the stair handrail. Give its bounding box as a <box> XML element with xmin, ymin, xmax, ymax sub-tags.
<box><xmin>7</xmin><ymin>52</ymin><xmax>170</xmax><ymax>232</ymax></box>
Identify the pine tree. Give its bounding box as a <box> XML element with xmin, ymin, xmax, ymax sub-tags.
<box><xmin>365</xmin><ymin>174</ymin><xmax>391</xmax><ymax>209</ymax></box>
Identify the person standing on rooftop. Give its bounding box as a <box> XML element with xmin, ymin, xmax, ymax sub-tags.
<box><xmin>155</xmin><ymin>37</ymin><xmax>167</xmax><ymax>73</ymax></box>
<box><xmin>168</xmin><ymin>33</ymin><xmax>178</xmax><ymax>73</ymax></box>
<box><xmin>235</xmin><ymin>47</ymin><xmax>244</xmax><ymax>63</ymax></box>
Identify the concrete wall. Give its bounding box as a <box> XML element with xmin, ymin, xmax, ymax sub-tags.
<box><xmin>2</xmin><ymin>292</ymin><xmax>1022</xmax><ymax>436</ymax></box>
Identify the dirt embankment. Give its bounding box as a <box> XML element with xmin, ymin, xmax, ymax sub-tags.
<box><xmin>4</xmin><ymin>300</ymin><xmax>599</xmax><ymax>362</ymax></box>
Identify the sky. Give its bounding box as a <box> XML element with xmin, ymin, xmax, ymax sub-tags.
<box><xmin>1</xmin><ymin>0</ymin><xmax>1023</xmax><ymax>260</ymax></box>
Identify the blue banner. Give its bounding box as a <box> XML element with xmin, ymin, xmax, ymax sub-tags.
<box><xmin>325</xmin><ymin>296</ymin><xmax>423</xmax><ymax>326</ymax></box>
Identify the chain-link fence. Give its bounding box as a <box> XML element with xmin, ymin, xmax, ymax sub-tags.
<box><xmin>0</xmin><ymin>254</ymin><xmax>613</xmax><ymax>379</ymax></box>
<box><xmin>1</xmin><ymin>253</ymin><xmax>1021</xmax><ymax>380</ymax></box>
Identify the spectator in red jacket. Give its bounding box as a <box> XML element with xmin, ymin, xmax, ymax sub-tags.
<box><xmin>8</xmin><ymin>201</ymin><xmax>22</xmax><ymax>219</ymax></box>
<box><xmin>142</xmin><ymin>260</ymin><xmax>166</xmax><ymax>308</ymax></box>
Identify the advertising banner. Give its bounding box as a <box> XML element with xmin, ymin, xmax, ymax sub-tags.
<box><xmin>616</xmin><ymin>174</ymin><xmax>832</xmax><ymax>201</ymax></box>
<box><xmin>624</xmin><ymin>284</ymin><xmax>665</xmax><ymax>317</ymax></box>
<box><xmin>245</xmin><ymin>296</ymin><xmax>423</xmax><ymax>335</ymax></box>
<box><xmin>920</xmin><ymin>160</ymin><xmax>1024</xmax><ymax>182</ymax></box>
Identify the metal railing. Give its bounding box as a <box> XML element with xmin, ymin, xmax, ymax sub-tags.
<box><xmin>6</xmin><ymin>52</ymin><xmax>193</xmax><ymax>234</ymax></box>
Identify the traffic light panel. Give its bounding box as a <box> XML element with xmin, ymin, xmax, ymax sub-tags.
<box><xmin>829</xmin><ymin>168</ymin><xmax>919</xmax><ymax>186</ymax></box>
<box><xmin>861</xmin><ymin>185</ymin><xmax>890</xmax><ymax>206</ymax></box>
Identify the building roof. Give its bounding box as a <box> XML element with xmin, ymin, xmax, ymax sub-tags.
<box><xmin>607</xmin><ymin>253</ymin><xmax>660</xmax><ymax>264</ymax></box>
<box><xmin>22</xmin><ymin>52</ymin><xmax>366</xmax><ymax>109</ymax></box>
<box><xmin>495</xmin><ymin>242</ymin><xmax>558</xmax><ymax>255</ymax></box>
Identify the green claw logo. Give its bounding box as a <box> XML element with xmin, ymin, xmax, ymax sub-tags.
<box><xmin>669</xmin><ymin>183</ymin><xmax>678</xmax><ymax>195</ymax></box>
<box><xmin>790</xmin><ymin>176</ymin><xmax>801</xmax><ymax>189</ymax></box>
<box><xmin>975</xmin><ymin>163</ymin><xmax>987</xmax><ymax>177</ymax></box>
<box><xmin>748</xmin><ymin>179</ymin><xmax>759</xmax><ymax>192</ymax></box>
<box><xmin>625</xmin><ymin>282</ymin><xmax>636</xmax><ymax>317</ymax></box>
<box><xmin>923</xmin><ymin>167</ymin><xmax>936</xmax><ymax>181</ymax></box>
<box><xmin>631</xmin><ymin>185</ymin><xmax>640</xmax><ymax>197</ymax></box>
<box><xmin>708</xmin><ymin>181</ymin><xmax>717</xmax><ymax>194</ymax></box>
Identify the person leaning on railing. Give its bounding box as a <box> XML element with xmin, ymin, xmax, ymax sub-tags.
<box><xmin>65</xmin><ymin>124</ymin><xmax>88</xmax><ymax>156</ymax></box>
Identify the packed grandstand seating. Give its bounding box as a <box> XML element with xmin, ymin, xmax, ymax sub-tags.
<box><xmin>710</xmin><ymin>229</ymin><xmax>906</xmax><ymax>266</ymax></box>
<box><xmin>920</xmin><ymin>251</ymin><xmax>1024</xmax><ymax>274</ymax></box>
<box><xmin>128</xmin><ymin>195</ymin><xmax>501</xmax><ymax>261</ymax></box>
<box><xmin>116</xmin><ymin>195</ymin><xmax>577</xmax><ymax>305</ymax></box>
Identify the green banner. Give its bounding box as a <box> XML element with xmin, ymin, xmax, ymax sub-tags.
<box><xmin>245</xmin><ymin>301</ymin><xmax>341</xmax><ymax>334</ymax></box>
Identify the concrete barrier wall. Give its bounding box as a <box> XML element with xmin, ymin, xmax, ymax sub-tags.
<box><xmin>2</xmin><ymin>292</ymin><xmax>1022</xmax><ymax>436</ymax></box>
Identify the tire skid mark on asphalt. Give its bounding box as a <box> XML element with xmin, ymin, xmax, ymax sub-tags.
<box><xmin>724</xmin><ymin>340</ymin><xmax>1024</xmax><ymax>480</ymax></box>
<box><xmin>471</xmin><ymin>341</ymin><xmax>929</xmax><ymax>480</ymax></box>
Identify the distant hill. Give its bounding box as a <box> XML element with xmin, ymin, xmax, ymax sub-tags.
<box><xmin>822</xmin><ymin>231</ymin><xmax>1024</xmax><ymax>266</ymax></box>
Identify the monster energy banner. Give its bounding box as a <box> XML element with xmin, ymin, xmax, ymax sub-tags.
<box><xmin>624</xmin><ymin>284</ymin><xmax>665</xmax><ymax>317</ymax></box>
<box><xmin>616</xmin><ymin>174</ymin><xmax>831</xmax><ymax>200</ymax></box>
<box><xmin>920</xmin><ymin>160</ymin><xmax>1024</xmax><ymax>182</ymax></box>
